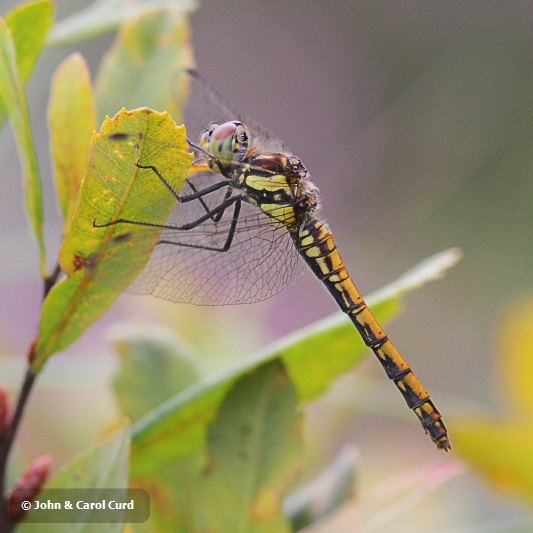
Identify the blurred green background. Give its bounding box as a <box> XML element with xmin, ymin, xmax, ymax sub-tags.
<box><xmin>0</xmin><ymin>1</ymin><xmax>532</xmax><ymax>531</ymax></box>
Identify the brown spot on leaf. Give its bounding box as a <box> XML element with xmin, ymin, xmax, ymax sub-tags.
<box><xmin>72</xmin><ymin>253</ymin><xmax>87</xmax><ymax>271</ymax></box>
<box><xmin>110</xmin><ymin>233</ymin><xmax>132</xmax><ymax>246</ymax></box>
<box><xmin>107</xmin><ymin>132</ymin><xmax>130</xmax><ymax>141</ymax></box>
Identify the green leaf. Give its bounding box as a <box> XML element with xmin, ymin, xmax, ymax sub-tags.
<box><xmin>134</xmin><ymin>454</ymin><xmax>205</xmax><ymax>533</ymax></box>
<box><xmin>129</xmin><ymin>313</ymin><xmax>374</xmax><ymax>477</ymax></box>
<box><xmin>48</xmin><ymin>0</ymin><xmax>197</xmax><ymax>47</ymax></box>
<box><xmin>48</xmin><ymin>52</ymin><xmax>96</xmax><ymax>233</ymax></box>
<box><xmin>0</xmin><ymin>0</ymin><xmax>54</xmax><ymax>127</ymax></box>
<box><xmin>23</xmin><ymin>429</ymin><xmax>130</xmax><ymax>532</ymax></box>
<box><xmin>200</xmin><ymin>361</ymin><xmax>301</xmax><ymax>532</ymax></box>
<box><xmin>130</xmin><ymin>249</ymin><xmax>461</xmax><ymax>476</ymax></box>
<box><xmin>33</xmin><ymin>109</ymin><xmax>192</xmax><ymax>371</ymax></box>
<box><xmin>94</xmin><ymin>7</ymin><xmax>193</xmax><ymax>122</ymax></box>
<box><xmin>0</xmin><ymin>16</ymin><xmax>47</xmax><ymax>275</ymax></box>
<box><xmin>135</xmin><ymin>363</ymin><xmax>301</xmax><ymax>532</ymax></box>
<box><xmin>111</xmin><ymin>323</ymin><xmax>202</xmax><ymax>422</ymax></box>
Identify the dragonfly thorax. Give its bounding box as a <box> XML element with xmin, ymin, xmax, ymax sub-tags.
<box><xmin>200</xmin><ymin>119</ymin><xmax>319</xmax><ymax>228</ymax></box>
<box><xmin>239</xmin><ymin>151</ymin><xmax>319</xmax><ymax>228</ymax></box>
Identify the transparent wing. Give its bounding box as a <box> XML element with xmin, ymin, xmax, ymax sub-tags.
<box><xmin>126</xmin><ymin>168</ymin><xmax>303</xmax><ymax>305</ymax></box>
<box><xmin>184</xmin><ymin>69</ymin><xmax>293</xmax><ymax>156</ymax></box>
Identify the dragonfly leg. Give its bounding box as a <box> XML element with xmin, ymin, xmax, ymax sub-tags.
<box><xmin>135</xmin><ymin>162</ymin><xmax>230</xmax><ymax>203</ymax></box>
<box><xmin>159</xmin><ymin>198</ymin><xmax>241</xmax><ymax>252</ymax></box>
<box><xmin>93</xmin><ymin>193</ymin><xmax>243</xmax><ymax>232</ymax></box>
<box><xmin>185</xmin><ymin>178</ymin><xmax>234</xmax><ymax>223</ymax></box>
<box><xmin>186</xmin><ymin>138</ymin><xmax>228</xmax><ymax>176</ymax></box>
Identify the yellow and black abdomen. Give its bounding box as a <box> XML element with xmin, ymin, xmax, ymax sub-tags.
<box><xmin>293</xmin><ymin>217</ymin><xmax>450</xmax><ymax>450</ymax></box>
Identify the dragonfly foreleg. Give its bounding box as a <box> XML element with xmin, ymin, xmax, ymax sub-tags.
<box><xmin>135</xmin><ymin>162</ymin><xmax>230</xmax><ymax>203</ymax></box>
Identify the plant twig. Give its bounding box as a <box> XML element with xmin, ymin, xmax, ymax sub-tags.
<box><xmin>0</xmin><ymin>264</ymin><xmax>60</xmax><ymax>530</ymax></box>
<box><xmin>0</xmin><ymin>369</ymin><xmax>37</xmax><ymax>531</ymax></box>
<box><xmin>43</xmin><ymin>263</ymin><xmax>61</xmax><ymax>299</ymax></box>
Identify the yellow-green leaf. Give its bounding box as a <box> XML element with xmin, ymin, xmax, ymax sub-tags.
<box><xmin>33</xmin><ymin>108</ymin><xmax>192</xmax><ymax>371</ymax></box>
<box><xmin>454</xmin><ymin>418</ymin><xmax>533</xmax><ymax>506</ymax></box>
<box><xmin>94</xmin><ymin>7</ymin><xmax>193</xmax><ymax>122</ymax></box>
<box><xmin>48</xmin><ymin>0</ymin><xmax>197</xmax><ymax>47</ymax></box>
<box><xmin>0</xmin><ymin>16</ymin><xmax>46</xmax><ymax>276</ymax></box>
<box><xmin>495</xmin><ymin>298</ymin><xmax>533</xmax><ymax>417</ymax></box>
<box><xmin>48</xmin><ymin>52</ymin><xmax>96</xmax><ymax>233</ymax></box>
<box><xmin>0</xmin><ymin>0</ymin><xmax>54</xmax><ymax>127</ymax></box>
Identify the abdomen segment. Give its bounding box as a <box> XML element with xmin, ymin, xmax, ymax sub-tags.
<box><xmin>293</xmin><ymin>217</ymin><xmax>450</xmax><ymax>451</ymax></box>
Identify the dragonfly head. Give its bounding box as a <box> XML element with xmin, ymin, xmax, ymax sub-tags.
<box><xmin>200</xmin><ymin>120</ymin><xmax>249</xmax><ymax>166</ymax></box>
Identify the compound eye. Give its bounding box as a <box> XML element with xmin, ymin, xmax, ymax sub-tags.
<box><xmin>211</xmin><ymin>121</ymin><xmax>238</xmax><ymax>141</ymax></box>
<box><xmin>288</xmin><ymin>156</ymin><xmax>300</xmax><ymax>167</ymax></box>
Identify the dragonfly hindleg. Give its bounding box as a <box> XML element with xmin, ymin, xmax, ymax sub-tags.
<box><xmin>159</xmin><ymin>197</ymin><xmax>241</xmax><ymax>252</ymax></box>
<box><xmin>94</xmin><ymin>193</ymin><xmax>242</xmax><ymax>231</ymax></box>
<box><xmin>184</xmin><ymin>178</ymin><xmax>234</xmax><ymax>224</ymax></box>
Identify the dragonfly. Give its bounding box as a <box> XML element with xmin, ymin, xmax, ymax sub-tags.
<box><xmin>97</xmin><ymin>70</ymin><xmax>450</xmax><ymax>451</ymax></box>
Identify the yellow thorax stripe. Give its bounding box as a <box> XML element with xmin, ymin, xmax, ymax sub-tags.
<box><xmin>245</xmin><ymin>174</ymin><xmax>291</xmax><ymax>191</ymax></box>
